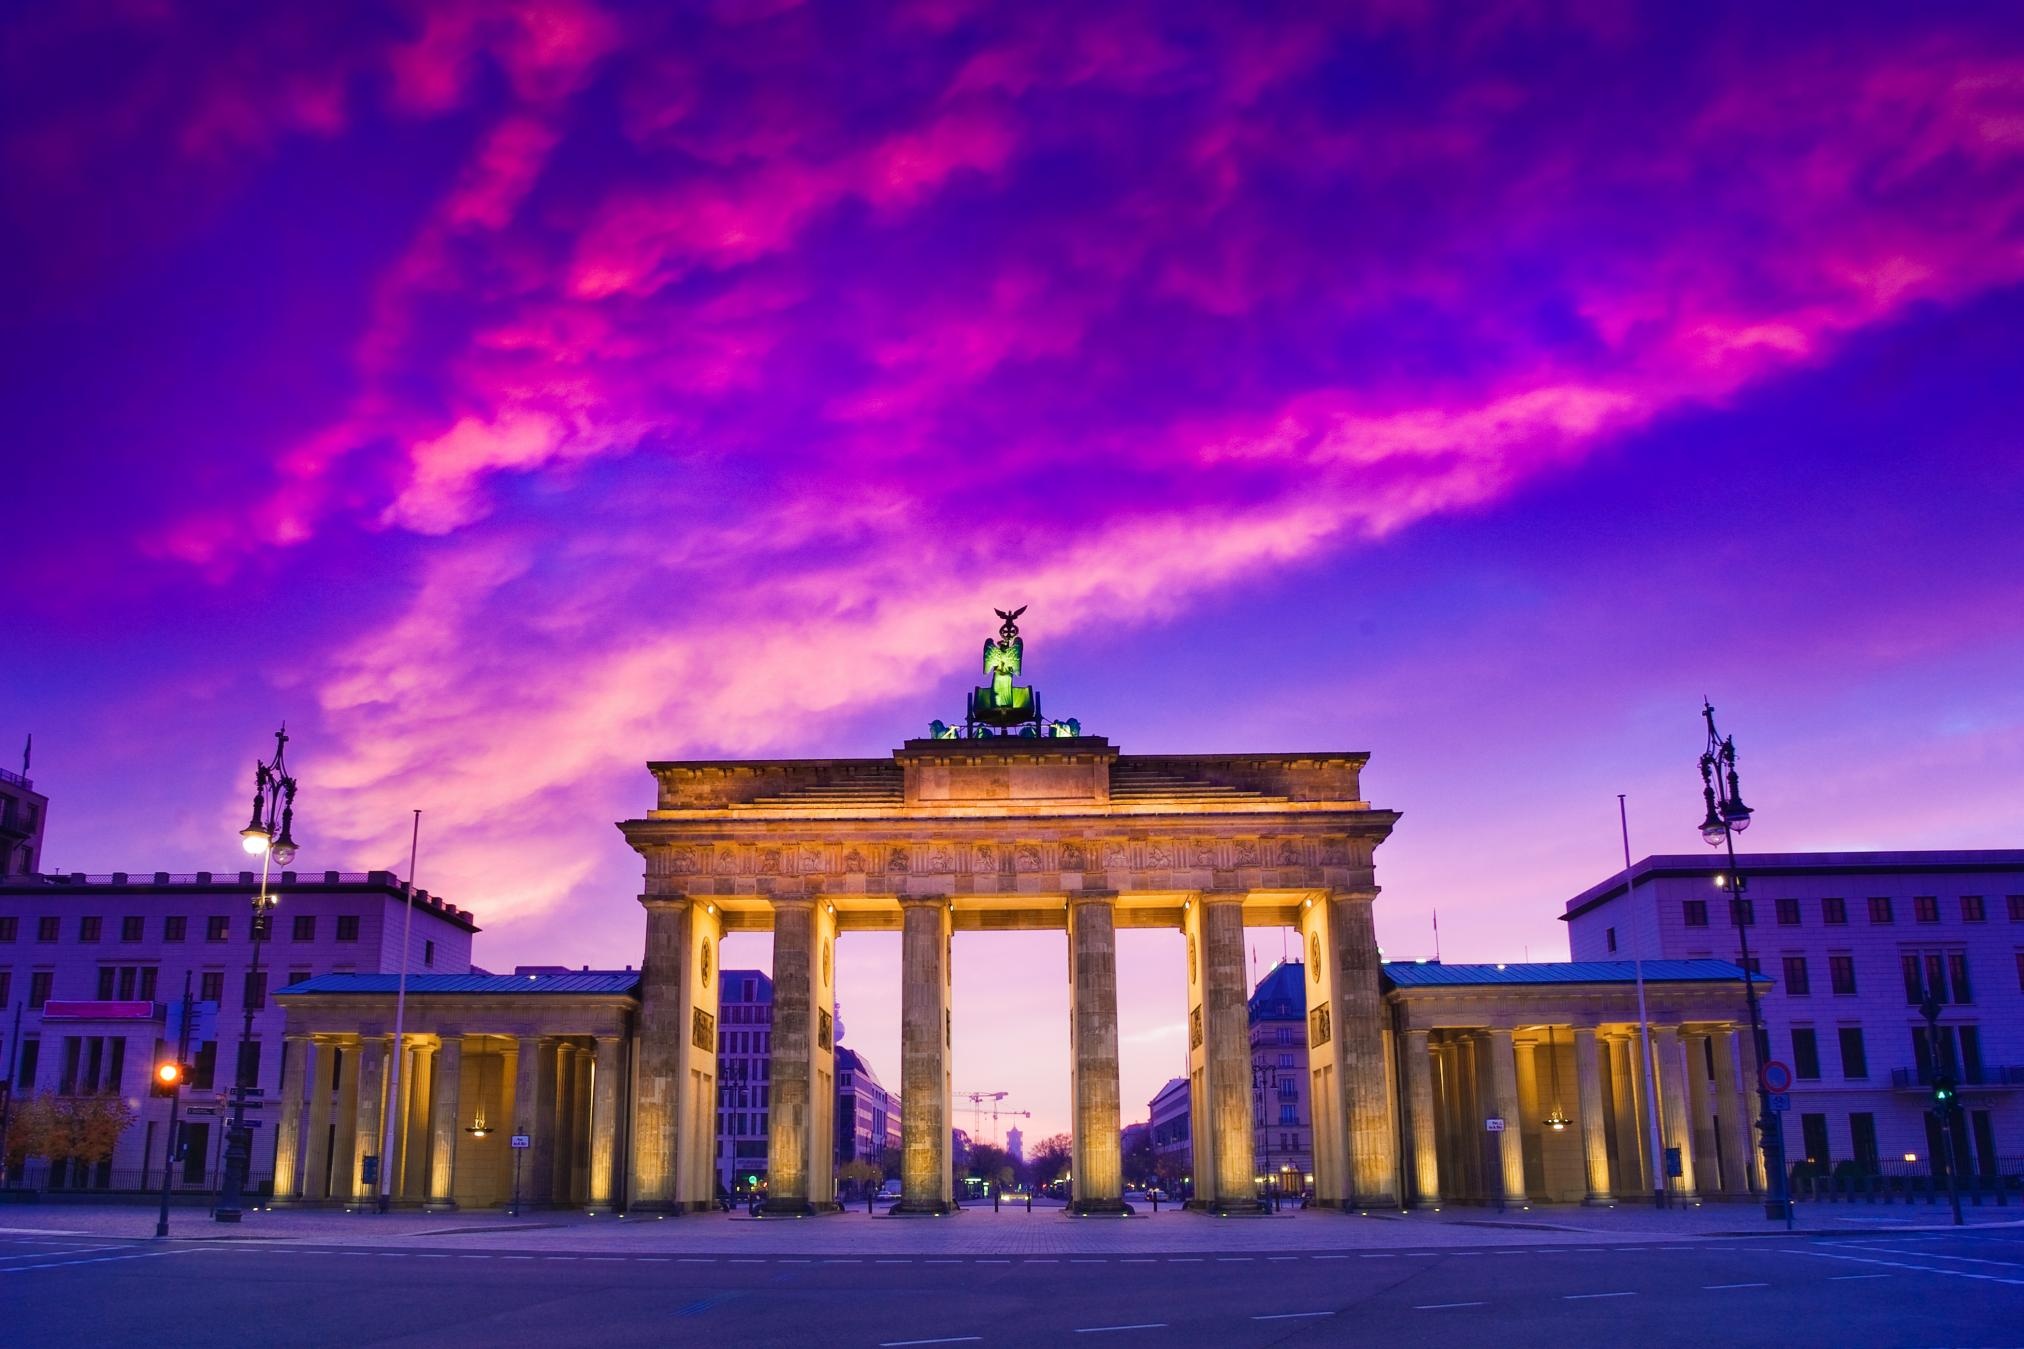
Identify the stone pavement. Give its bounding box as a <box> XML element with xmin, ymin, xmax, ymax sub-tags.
<box><xmin>4</xmin><ymin>1200</ymin><xmax>2017</xmax><ymax>1254</ymax></box>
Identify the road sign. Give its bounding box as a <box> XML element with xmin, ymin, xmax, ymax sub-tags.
<box><xmin>1484</xmin><ymin>1117</ymin><xmax>1506</xmax><ymax>1133</ymax></box>
<box><xmin>184</xmin><ymin>1105</ymin><xmax>220</xmax><ymax>1117</ymax></box>
<box><xmin>1760</xmin><ymin>1060</ymin><xmax>1793</xmax><ymax>1093</ymax></box>
<box><xmin>1768</xmin><ymin>1093</ymin><xmax>1791</xmax><ymax>1113</ymax></box>
<box><xmin>510</xmin><ymin>1134</ymin><xmax>532</xmax><ymax>1149</ymax></box>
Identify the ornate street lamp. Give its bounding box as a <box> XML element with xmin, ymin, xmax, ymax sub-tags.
<box><xmin>1542</xmin><ymin>1025</ymin><xmax>1571</xmax><ymax>1132</ymax></box>
<box><xmin>216</xmin><ymin>726</ymin><xmax>299</xmax><ymax>1224</ymax></box>
<box><xmin>1697</xmin><ymin>702</ymin><xmax>1788</xmax><ymax>1225</ymax></box>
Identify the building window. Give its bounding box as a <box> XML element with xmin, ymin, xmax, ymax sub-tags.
<box><xmin>206</xmin><ymin>915</ymin><xmax>229</xmax><ymax>942</ymax></box>
<box><xmin>199</xmin><ymin>971</ymin><xmax>224</xmax><ymax>1003</ymax></box>
<box><xmin>120</xmin><ymin>915</ymin><xmax>144</xmax><ymax>942</ymax></box>
<box><xmin>77</xmin><ymin>916</ymin><xmax>103</xmax><ymax>943</ymax></box>
<box><xmin>36</xmin><ymin>915</ymin><xmax>58</xmax><ymax>942</ymax></box>
<box><xmin>29</xmin><ymin>970</ymin><xmax>54</xmax><ymax>1008</ymax></box>
<box><xmin>1867</xmin><ymin>896</ymin><xmax>1893</xmax><ymax>924</ymax></box>
<box><xmin>1961</xmin><ymin>895</ymin><xmax>1986</xmax><ymax>923</ymax></box>
<box><xmin>243</xmin><ymin>970</ymin><xmax>268</xmax><ymax>1011</ymax></box>
<box><xmin>96</xmin><ymin>967</ymin><xmax>116</xmax><ymax>1000</ymax></box>
<box><xmin>192</xmin><ymin>1040</ymin><xmax>217</xmax><ymax>1090</ymax></box>
<box><xmin>1729</xmin><ymin>898</ymin><xmax>1754</xmax><ymax>927</ymax></box>
<box><xmin>164</xmin><ymin>915</ymin><xmax>186</xmax><ymax>942</ymax></box>
<box><xmin>1822</xmin><ymin>896</ymin><xmax>1847</xmax><ymax>926</ymax></box>
<box><xmin>16</xmin><ymin>1037</ymin><xmax>39</xmax><ymax>1088</ymax></box>
<box><xmin>0</xmin><ymin>915</ymin><xmax>15</xmax><ymax>942</ymax></box>
<box><xmin>1279</xmin><ymin>1104</ymin><xmax>1297</xmax><ymax>1125</ymax></box>
<box><xmin>1791</xmin><ymin>1028</ymin><xmax>1821</xmax><ymax>1081</ymax></box>
<box><xmin>1782</xmin><ymin>956</ymin><xmax>1810</xmax><ymax>995</ymax></box>
<box><xmin>1776</xmin><ymin>897</ymin><xmax>1802</xmax><ymax>926</ymax></box>
<box><xmin>2016</xmin><ymin>951</ymin><xmax>2024</xmax><ymax>992</ymax></box>
<box><xmin>2009</xmin><ymin>895</ymin><xmax>2024</xmax><ymax>922</ymax></box>
<box><xmin>1914</xmin><ymin>896</ymin><xmax>1940</xmax><ymax>924</ymax></box>
<box><xmin>336</xmin><ymin>915</ymin><xmax>360</xmax><ymax>942</ymax></box>
<box><xmin>423</xmin><ymin>939</ymin><xmax>435</xmax><ymax>967</ymax></box>
<box><xmin>1683</xmin><ymin>899</ymin><xmax>1709</xmax><ymax>928</ymax></box>
<box><xmin>1605</xmin><ymin>926</ymin><xmax>1616</xmax><ymax>952</ymax></box>
<box><xmin>1829</xmin><ymin>955</ymin><xmax>1857</xmax><ymax>995</ymax></box>
<box><xmin>1838</xmin><ymin>1027</ymin><xmax>1868</xmax><ymax>1079</ymax></box>
<box><xmin>1948</xmin><ymin>952</ymin><xmax>1972</xmax><ymax>1003</ymax></box>
<box><xmin>0</xmin><ymin>972</ymin><xmax>8</xmax><ymax>1005</ymax></box>
<box><xmin>291</xmin><ymin>915</ymin><xmax>315</xmax><ymax>942</ymax></box>
<box><xmin>1849</xmin><ymin>1113</ymin><xmax>1879</xmax><ymax>1171</ymax></box>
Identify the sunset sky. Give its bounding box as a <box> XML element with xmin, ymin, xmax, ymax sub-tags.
<box><xmin>7</xmin><ymin>1</ymin><xmax>2021</xmax><ymax>1141</ymax></box>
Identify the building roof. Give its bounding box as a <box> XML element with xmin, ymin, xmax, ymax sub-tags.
<box><xmin>280</xmin><ymin>971</ymin><xmax>640</xmax><ymax>996</ymax></box>
<box><xmin>1248</xmin><ymin>959</ymin><xmax>1305</xmax><ymax>1020</ymax></box>
<box><xmin>1380</xmin><ymin>958</ymin><xmax>1756</xmax><ymax>989</ymax></box>
<box><xmin>1560</xmin><ymin>849</ymin><xmax>2024</xmax><ymax>921</ymax></box>
<box><xmin>0</xmin><ymin>868</ymin><xmax>480</xmax><ymax>930</ymax></box>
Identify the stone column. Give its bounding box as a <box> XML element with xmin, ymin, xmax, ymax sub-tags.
<box><xmin>427</xmin><ymin>1036</ymin><xmax>462</xmax><ymax>1209</ymax></box>
<box><xmin>547</xmin><ymin>1043</ymin><xmax>573</xmax><ymax>1204</ymax></box>
<box><xmin>271</xmin><ymin>1036</ymin><xmax>310</xmax><ymax>1201</ymax></box>
<box><xmin>1403</xmin><ymin>1028</ymin><xmax>1440</xmax><ymax>1206</ymax></box>
<box><xmin>570</xmin><ymin>1046</ymin><xmax>593</xmax><ymax>1204</ymax></box>
<box><xmin>405</xmin><ymin>1042</ymin><xmax>434</xmax><ymax>1200</ymax></box>
<box><xmin>588</xmin><ymin>1036</ymin><xmax>622</xmax><ymax>1212</ymax></box>
<box><xmin>302</xmin><ymin>1041</ymin><xmax>333</xmax><ymax>1201</ymax></box>
<box><xmin>895</xmin><ymin>896</ymin><xmax>954</xmax><ymax>1215</ymax></box>
<box><xmin>1573</xmin><ymin>1027</ymin><xmax>1611</xmax><ymax>1203</ymax></box>
<box><xmin>1067</xmin><ymin>892</ymin><xmax>1127</xmax><ymax>1215</ymax></box>
<box><xmin>1487</xmin><ymin>1028</ymin><xmax>1527</xmax><ymax>1202</ymax></box>
<box><xmin>511</xmin><ymin>1035</ymin><xmax>542</xmax><ymax>1208</ymax></box>
<box><xmin>632</xmin><ymin>893</ymin><xmax>722</xmax><ymax>1212</ymax></box>
<box><xmin>351</xmin><ymin>1036</ymin><xmax>388</xmax><ymax>1204</ymax></box>
<box><xmin>1300</xmin><ymin>886</ymin><xmax>1397</xmax><ymax>1208</ymax></box>
<box><xmin>1653</xmin><ymin>1025</ymin><xmax>1697</xmax><ymax>1199</ymax></box>
<box><xmin>1182</xmin><ymin>891</ymin><xmax>1260</xmax><ymax>1213</ymax></box>
<box><xmin>1606</xmin><ymin>1036</ymin><xmax>1641</xmax><ymax>1194</ymax></box>
<box><xmin>762</xmin><ymin>896</ymin><xmax>838</xmax><ymax>1215</ymax></box>
<box><xmin>1710</xmin><ymin>1029</ymin><xmax>1756</xmax><ymax>1195</ymax></box>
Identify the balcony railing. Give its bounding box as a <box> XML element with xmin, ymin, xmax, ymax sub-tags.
<box><xmin>1890</xmin><ymin>1065</ymin><xmax>2024</xmax><ymax>1090</ymax></box>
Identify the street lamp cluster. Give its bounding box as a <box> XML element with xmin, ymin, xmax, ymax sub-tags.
<box><xmin>215</xmin><ymin>726</ymin><xmax>300</xmax><ymax>1224</ymax></box>
<box><xmin>1696</xmin><ymin>702</ymin><xmax>1790</xmax><ymax>1225</ymax></box>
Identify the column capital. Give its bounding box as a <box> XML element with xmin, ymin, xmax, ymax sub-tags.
<box><xmin>1192</xmin><ymin>888</ymin><xmax>1247</xmax><ymax>907</ymax></box>
<box><xmin>1403</xmin><ymin>1026</ymin><xmax>1432</xmax><ymax>1046</ymax></box>
<box><xmin>768</xmin><ymin>895</ymin><xmax>822</xmax><ymax>914</ymax></box>
<box><xmin>897</xmin><ymin>893</ymin><xmax>953</xmax><ymax>909</ymax></box>
<box><xmin>1325</xmin><ymin>887</ymin><xmax>1379</xmax><ymax>904</ymax></box>
<box><xmin>1066</xmin><ymin>888</ymin><xmax>1119</xmax><ymax>908</ymax></box>
<box><xmin>639</xmin><ymin>893</ymin><xmax>702</xmax><ymax>913</ymax></box>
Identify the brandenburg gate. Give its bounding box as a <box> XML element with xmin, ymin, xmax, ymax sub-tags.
<box><xmin>620</xmin><ymin>610</ymin><xmax>1401</xmax><ymax>1215</ymax></box>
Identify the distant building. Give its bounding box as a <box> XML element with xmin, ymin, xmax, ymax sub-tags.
<box><xmin>1564</xmin><ymin>849</ymin><xmax>2024</xmax><ymax>1182</ymax></box>
<box><xmin>836</xmin><ymin>1045</ymin><xmax>901</xmax><ymax>1171</ymax></box>
<box><xmin>1249</xmin><ymin>959</ymin><xmax>1314</xmax><ymax>1195</ymax></box>
<box><xmin>1004</xmin><ymin>1125</ymin><xmax>1024</xmax><ymax>1162</ymax></box>
<box><xmin>714</xmin><ymin>968</ymin><xmax>774</xmax><ymax>1193</ymax></box>
<box><xmin>1147</xmin><ymin>1075</ymin><xmax>1191</xmax><ymax>1182</ymax></box>
<box><xmin>0</xmin><ymin>761</ymin><xmax>47</xmax><ymax>878</ymax></box>
<box><xmin>0</xmin><ymin>864</ymin><xmax>477</xmax><ymax>1192</ymax></box>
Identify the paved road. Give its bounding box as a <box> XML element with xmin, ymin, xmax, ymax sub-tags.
<box><xmin>3</xmin><ymin>1227</ymin><xmax>2020</xmax><ymax>1346</ymax></box>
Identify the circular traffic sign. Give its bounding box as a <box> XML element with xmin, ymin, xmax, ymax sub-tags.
<box><xmin>1760</xmin><ymin>1060</ymin><xmax>1793</xmax><ymax>1093</ymax></box>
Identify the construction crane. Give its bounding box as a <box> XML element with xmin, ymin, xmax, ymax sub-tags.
<box><xmin>958</xmin><ymin>1091</ymin><xmax>1032</xmax><ymax>1145</ymax></box>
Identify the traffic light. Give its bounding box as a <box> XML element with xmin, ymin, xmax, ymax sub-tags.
<box><xmin>1932</xmin><ymin>1076</ymin><xmax>1957</xmax><ymax>1111</ymax></box>
<box><xmin>151</xmin><ymin>1060</ymin><xmax>187</xmax><ymax>1098</ymax></box>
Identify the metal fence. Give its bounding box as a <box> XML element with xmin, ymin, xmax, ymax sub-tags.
<box><xmin>1791</xmin><ymin>1158</ymin><xmax>2024</xmax><ymax>1207</ymax></box>
<box><xmin>0</xmin><ymin>1159</ymin><xmax>268</xmax><ymax>1198</ymax></box>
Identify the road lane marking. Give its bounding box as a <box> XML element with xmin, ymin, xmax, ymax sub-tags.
<box><xmin>1254</xmin><ymin>1312</ymin><xmax>1333</xmax><ymax>1321</ymax></box>
<box><xmin>1788</xmin><ymin>1249</ymin><xmax>2024</xmax><ymax>1286</ymax></box>
<box><xmin>0</xmin><ymin>1245</ymin><xmax>127</xmax><ymax>1263</ymax></box>
<box><xmin>1564</xmin><ymin>1292</ymin><xmax>1635</xmax><ymax>1300</ymax></box>
<box><xmin>1122</xmin><ymin>1258</ymin><xmax>1155</xmax><ymax>1263</ymax></box>
<box><xmin>1312</xmin><ymin>1254</ymin><xmax>1348</xmax><ymax>1260</ymax></box>
<box><xmin>1843</xmin><ymin>1245</ymin><xmax>2024</xmax><ymax>1268</ymax></box>
<box><xmin>1414</xmin><ymin>1302</ymin><xmax>1485</xmax><ymax>1310</ymax></box>
<box><xmin>1359</xmin><ymin>1253</ymin><xmax>1395</xmax><ymax>1259</ymax></box>
<box><xmin>1073</xmin><ymin>1324</ymin><xmax>1167</xmax><ymax>1334</ymax></box>
<box><xmin>0</xmin><ymin>1247</ymin><xmax>211</xmax><ymax>1274</ymax></box>
<box><xmin>1703</xmin><ymin>1282</ymin><xmax>1766</xmax><ymax>1290</ymax></box>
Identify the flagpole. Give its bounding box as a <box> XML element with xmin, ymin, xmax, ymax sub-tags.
<box><xmin>377</xmin><ymin>809</ymin><xmax>421</xmax><ymax>1213</ymax></box>
<box><xmin>1620</xmin><ymin>795</ymin><xmax>1668</xmax><ymax>1209</ymax></box>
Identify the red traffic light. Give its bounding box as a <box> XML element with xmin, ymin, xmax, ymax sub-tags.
<box><xmin>151</xmin><ymin>1060</ymin><xmax>188</xmax><ymax>1096</ymax></box>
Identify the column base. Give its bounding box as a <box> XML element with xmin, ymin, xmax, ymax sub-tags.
<box><xmin>884</xmin><ymin>1202</ymin><xmax>959</xmax><ymax>1217</ymax></box>
<box><xmin>423</xmin><ymin>1200</ymin><xmax>461</xmax><ymax>1212</ymax></box>
<box><xmin>1066</xmin><ymin>1199</ymin><xmax>1136</xmax><ymax>1217</ymax></box>
<box><xmin>755</xmin><ymin>1199</ymin><xmax>840</xmax><ymax>1217</ymax></box>
<box><xmin>1186</xmin><ymin>1198</ymin><xmax>1271</xmax><ymax>1216</ymax></box>
<box><xmin>1581</xmin><ymin>1194</ymin><xmax>1615</xmax><ymax>1206</ymax></box>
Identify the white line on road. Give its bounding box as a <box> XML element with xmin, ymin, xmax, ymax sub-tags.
<box><xmin>1073</xmin><ymin>1324</ymin><xmax>1167</xmax><ymax>1334</ymax></box>
<box><xmin>1253</xmin><ymin>1312</ymin><xmax>1334</xmax><ymax>1321</ymax></box>
<box><xmin>0</xmin><ymin>1245</ymin><xmax>127</xmax><ymax>1263</ymax></box>
<box><xmin>1359</xmin><ymin>1253</ymin><xmax>1395</xmax><ymax>1259</ymax></box>
<box><xmin>1414</xmin><ymin>1302</ymin><xmax>1485</xmax><ymax>1310</ymax></box>
<box><xmin>1843</xmin><ymin>1245</ymin><xmax>2024</xmax><ymax>1269</ymax></box>
<box><xmin>1703</xmin><ymin>1282</ymin><xmax>1766</xmax><ymax>1290</ymax></box>
<box><xmin>1122</xmin><ymin>1258</ymin><xmax>1155</xmax><ymax>1263</ymax></box>
<box><xmin>1312</xmin><ymin>1254</ymin><xmax>1348</xmax><ymax>1260</ymax></box>
<box><xmin>0</xmin><ymin>1247</ymin><xmax>211</xmax><ymax>1274</ymax></box>
<box><xmin>1564</xmin><ymin>1292</ymin><xmax>1635</xmax><ymax>1300</ymax></box>
<box><xmin>1787</xmin><ymin>1249</ymin><xmax>2024</xmax><ymax>1287</ymax></box>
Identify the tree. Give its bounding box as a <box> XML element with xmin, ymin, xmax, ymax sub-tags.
<box><xmin>1123</xmin><ymin>1132</ymin><xmax>1157</xmax><ymax>1189</ymax></box>
<box><xmin>965</xmin><ymin>1143</ymin><xmax>1014</xmax><ymax>1190</ymax></box>
<box><xmin>837</xmin><ymin>1158</ymin><xmax>883</xmax><ymax>1199</ymax></box>
<box><xmin>4</xmin><ymin>1093</ymin><xmax>136</xmax><ymax>1166</ymax></box>
<box><xmin>1026</xmin><ymin>1132</ymin><xmax>1072</xmax><ymax>1189</ymax></box>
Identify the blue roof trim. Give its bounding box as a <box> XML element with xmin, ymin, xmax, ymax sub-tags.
<box><xmin>1381</xmin><ymin>958</ymin><xmax>1760</xmax><ymax>988</ymax></box>
<box><xmin>279</xmin><ymin>972</ymin><xmax>641</xmax><ymax>996</ymax></box>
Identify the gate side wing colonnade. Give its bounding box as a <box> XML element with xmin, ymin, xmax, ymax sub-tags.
<box><xmin>620</xmin><ymin>737</ymin><xmax>1403</xmax><ymax>1215</ymax></box>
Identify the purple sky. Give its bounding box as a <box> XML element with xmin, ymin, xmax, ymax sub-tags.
<box><xmin>7</xmin><ymin>1</ymin><xmax>2022</xmax><ymax>1140</ymax></box>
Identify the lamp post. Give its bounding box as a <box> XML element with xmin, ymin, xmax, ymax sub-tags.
<box><xmin>1251</xmin><ymin>1062</ymin><xmax>1281</xmax><ymax>1212</ymax></box>
<box><xmin>1697</xmin><ymin>702</ymin><xmax>1789</xmax><ymax>1225</ymax></box>
<box><xmin>216</xmin><ymin>726</ymin><xmax>299</xmax><ymax>1223</ymax></box>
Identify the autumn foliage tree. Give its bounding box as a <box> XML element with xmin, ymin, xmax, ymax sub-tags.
<box><xmin>4</xmin><ymin>1093</ymin><xmax>137</xmax><ymax>1167</ymax></box>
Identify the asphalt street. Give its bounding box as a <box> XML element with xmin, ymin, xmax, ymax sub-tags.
<box><xmin>3</xmin><ymin>1226</ymin><xmax>2020</xmax><ymax>1347</ymax></box>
